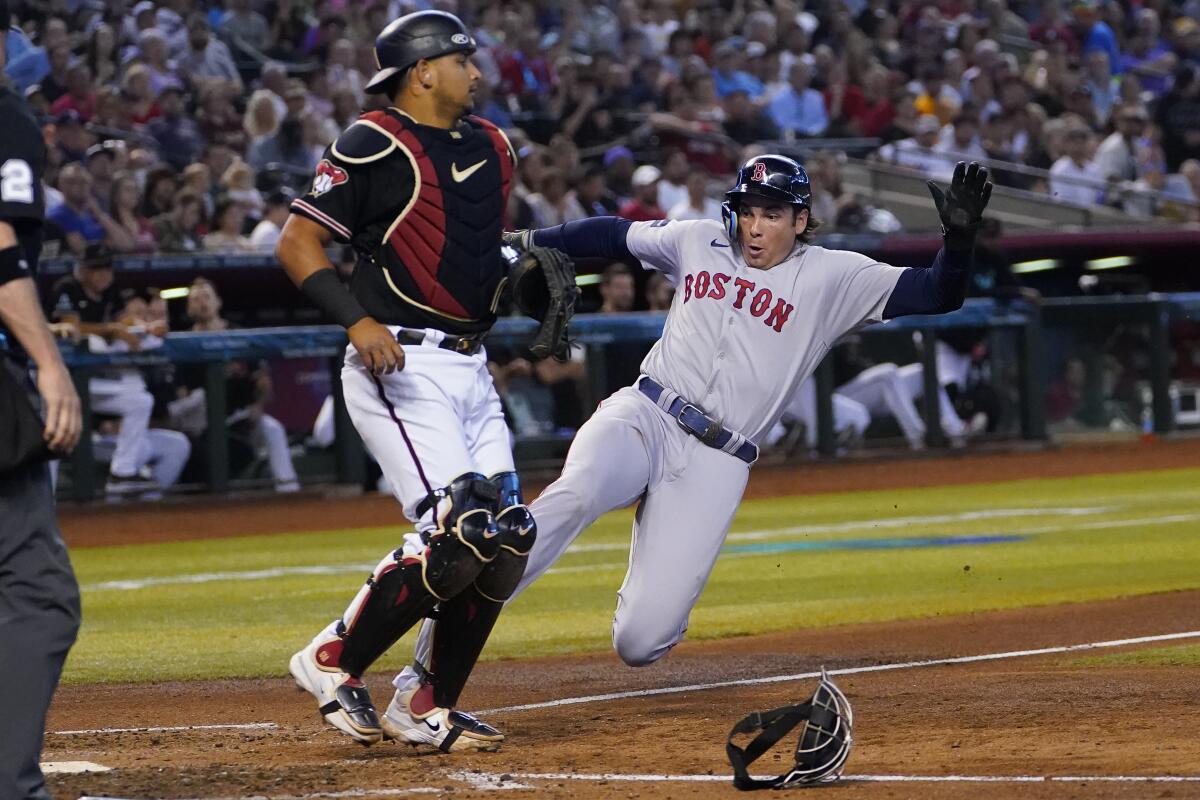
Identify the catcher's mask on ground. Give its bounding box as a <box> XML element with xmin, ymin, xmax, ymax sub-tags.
<box><xmin>725</xmin><ymin>669</ymin><xmax>854</xmax><ymax>790</ymax></box>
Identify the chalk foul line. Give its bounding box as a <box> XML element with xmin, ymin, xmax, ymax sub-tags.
<box><xmin>478</xmin><ymin>629</ymin><xmax>1200</xmax><ymax>714</ymax></box>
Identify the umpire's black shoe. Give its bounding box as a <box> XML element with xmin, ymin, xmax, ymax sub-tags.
<box><xmin>290</xmin><ymin>637</ymin><xmax>383</xmax><ymax>745</ymax></box>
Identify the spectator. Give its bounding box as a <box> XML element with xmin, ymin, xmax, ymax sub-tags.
<box><xmin>711</xmin><ymin>41</ymin><xmax>763</xmax><ymax>99</ymax></box>
<box><xmin>599</xmin><ymin>262</ymin><xmax>636</xmax><ymax>313</ymax></box>
<box><xmin>857</xmin><ymin>65</ymin><xmax>897</xmax><ymax>137</ymax></box>
<box><xmin>50</xmin><ymin>109</ymin><xmax>90</xmax><ymax>164</ymax></box>
<box><xmin>1049</xmin><ymin>124</ymin><xmax>1104</xmax><ymax>205</ymax></box>
<box><xmin>1095</xmin><ymin>105</ymin><xmax>1148</xmax><ymax>186</ymax></box>
<box><xmin>84</xmin><ymin>142</ymin><xmax>118</xmax><ymax>213</ymax></box>
<box><xmin>257</xmin><ymin>61</ymin><xmax>290</xmax><ymax>120</ymax></box>
<box><xmin>174</xmin><ymin>278</ymin><xmax>300</xmax><ymax>493</ymax></box>
<box><xmin>1156</xmin><ymin>65</ymin><xmax>1200</xmax><ymax>172</ymax></box>
<box><xmin>137</xmin><ymin>28</ymin><xmax>183</xmax><ymax>95</ymax></box>
<box><xmin>570</xmin><ymin>165</ymin><xmax>620</xmax><ymax>218</ymax></box>
<box><xmin>244</xmin><ymin>88</ymin><xmax>282</xmax><ymax>146</ymax></box>
<box><xmin>499</xmin><ymin>29</ymin><xmax>554</xmax><ymax>104</ymax></box>
<box><xmin>656</xmin><ymin>151</ymin><xmax>690</xmax><ymax>214</ymax></box>
<box><xmin>249</xmin><ymin>188</ymin><xmax>295</xmax><ymax>250</ymax></box>
<box><xmin>219</xmin><ymin>159</ymin><xmax>264</xmax><ymax>215</ymax></box>
<box><xmin>49</xmin><ymin>164</ymin><xmax>117</xmax><ymax>256</ymax></box>
<box><xmin>121</xmin><ymin>64</ymin><xmax>162</xmax><ymax>126</ymax></box>
<box><xmin>177</xmin><ymin>12</ymin><xmax>243</xmax><ymax>97</ymax></box>
<box><xmin>645</xmin><ymin>272</ymin><xmax>674</xmax><ymax>311</ymax></box>
<box><xmin>1084</xmin><ymin>50</ymin><xmax>1120</xmax><ymax>124</ymax></box>
<box><xmin>669</xmin><ymin>169</ymin><xmax>721</xmax><ymax>221</ymax></box>
<box><xmin>875</xmin><ymin>114</ymin><xmax>946</xmax><ymax>177</ymax></box>
<box><xmin>203</xmin><ymin>198</ymin><xmax>254</xmax><ymax>254</ymax></box>
<box><xmin>1069</xmin><ymin>0</ymin><xmax>1120</xmax><ymax>74</ymax></box>
<box><xmin>618</xmin><ymin>165</ymin><xmax>667</xmax><ymax>221</ymax></box>
<box><xmin>723</xmin><ymin>88</ymin><xmax>780</xmax><ymax>145</ymax></box>
<box><xmin>220</xmin><ymin>0</ymin><xmax>271</xmax><ymax>57</ymax></box>
<box><xmin>49</xmin><ymin>62</ymin><xmax>97</xmax><ymax>121</ymax></box>
<box><xmin>141</xmin><ymin>166</ymin><xmax>179</xmax><ymax>220</ymax></box>
<box><xmin>933</xmin><ymin>110</ymin><xmax>987</xmax><ymax>178</ymax></box>
<box><xmin>767</xmin><ymin>60</ymin><xmax>829</xmax><ymax>138</ymax></box>
<box><xmin>912</xmin><ymin>63</ymin><xmax>961</xmax><ymax>125</ymax></box>
<box><xmin>181</xmin><ymin>163</ymin><xmax>216</xmax><ymax>220</ymax></box>
<box><xmin>152</xmin><ymin>191</ymin><xmax>204</xmax><ymax>253</ymax></box>
<box><xmin>85</xmin><ymin>23</ymin><xmax>119</xmax><ymax>87</ymax></box>
<box><xmin>4</xmin><ymin>16</ymin><xmax>68</xmax><ymax>93</ymax></box>
<box><xmin>147</xmin><ymin>86</ymin><xmax>204</xmax><ymax>172</ymax></box>
<box><xmin>108</xmin><ymin>171</ymin><xmax>157</xmax><ymax>254</ymax></box>
<box><xmin>1119</xmin><ymin>9</ymin><xmax>1176</xmax><ymax>98</ymax></box>
<box><xmin>603</xmin><ymin>145</ymin><xmax>637</xmax><ymax>201</ymax></box>
<box><xmin>527</xmin><ymin>168</ymin><xmax>587</xmax><ymax>228</ymax></box>
<box><xmin>197</xmin><ymin>87</ymin><xmax>248</xmax><ymax>152</ymax></box>
<box><xmin>246</xmin><ymin>115</ymin><xmax>316</xmax><ymax>175</ymax></box>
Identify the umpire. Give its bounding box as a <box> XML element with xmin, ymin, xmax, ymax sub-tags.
<box><xmin>0</xmin><ymin>3</ymin><xmax>83</xmax><ymax>797</ymax></box>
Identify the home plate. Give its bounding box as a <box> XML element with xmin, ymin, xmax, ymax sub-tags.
<box><xmin>41</xmin><ymin>761</ymin><xmax>111</xmax><ymax>774</ymax></box>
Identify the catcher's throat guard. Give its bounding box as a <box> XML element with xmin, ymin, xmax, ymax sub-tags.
<box><xmin>725</xmin><ymin>670</ymin><xmax>853</xmax><ymax>790</ymax></box>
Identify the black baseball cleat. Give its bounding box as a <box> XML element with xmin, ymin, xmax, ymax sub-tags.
<box><xmin>381</xmin><ymin>687</ymin><xmax>504</xmax><ymax>752</ymax></box>
<box><xmin>290</xmin><ymin>638</ymin><xmax>383</xmax><ymax>745</ymax></box>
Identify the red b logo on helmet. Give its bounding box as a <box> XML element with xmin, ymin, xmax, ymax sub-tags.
<box><xmin>751</xmin><ymin>162</ymin><xmax>767</xmax><ymax>183</ymax></box>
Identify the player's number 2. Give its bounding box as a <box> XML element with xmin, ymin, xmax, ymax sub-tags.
<box><xmin>1</xmin><ymin>159</ymin><xmax>35</xmax><ymax>205</ymax></box>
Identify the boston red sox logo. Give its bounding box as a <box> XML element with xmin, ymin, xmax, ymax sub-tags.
<box><xmin>751</xmin><ymin>162</ymin><xmax>767</xmax><ymax>183</ymax></box>
<box><xmin>310</xmin><ymin>159</ymin><xmax>349</xmax><ymax>197</ymax></box>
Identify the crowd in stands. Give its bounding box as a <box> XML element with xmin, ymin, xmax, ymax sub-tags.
<box><xmin>3</xmin><ymin>0</ymin><xmax>1199</xmax><ymax>266</ymax></box>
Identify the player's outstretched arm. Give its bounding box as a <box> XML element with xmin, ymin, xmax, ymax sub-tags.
<box><xmin>276</xmin><ymin>214</ymin><xmax>404</xmax><ymax>375</ymax></box>
<box><xmin>882</xmin><ymin>162</ymin><xmax>993</xmax><ymax>319</ymax></box>
<box><xmin>504</xmin><ymin>216</ymin><xmax>634</xmax><ymax>261</ymax></box>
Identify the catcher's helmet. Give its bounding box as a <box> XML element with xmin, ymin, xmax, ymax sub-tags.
<box><xmin>726</xmin><ymin>670</ymin><xmax>854</xmax><ymax>790</ymax></box>
<box><xmin>365</xmin><ymin>10</ymin><xmax>477</xmax><ymax>95</ymax></box>
<box><xmin>721</xmin><ymin>154</ymin><xmax>811</xmax><ymax>242</ymax></box>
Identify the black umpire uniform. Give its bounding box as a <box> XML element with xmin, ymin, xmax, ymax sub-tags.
<box><xmin>0</xmin><ymin>79</ymin><xmax>82</xmax><ymax>799</ymax></box>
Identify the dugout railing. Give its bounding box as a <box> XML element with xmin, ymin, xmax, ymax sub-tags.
<box><xmin>51</xmin><ymin>293</ymin><xmax>1200</xmax><ymax>500</ymax></box>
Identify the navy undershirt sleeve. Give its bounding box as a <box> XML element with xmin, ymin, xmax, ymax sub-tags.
<box><xmin>881</xmin><ymin>246</ymin><xmax>973</xmax><ymax>319</ymax></box>
<box><xmin>531</xmin><ymin>216</ymin><xmax>633</xmax><ymax>260</ymax></box>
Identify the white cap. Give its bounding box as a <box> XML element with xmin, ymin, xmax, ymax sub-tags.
<box><xmin>133</xmin><ymin>1</ymin><xmax>156</xmax><ymax>16</ymax></box>
<box><xmin>631</xmin><ymin>165</ymin><xmax>662</xmax><ymax>187</ymax></box>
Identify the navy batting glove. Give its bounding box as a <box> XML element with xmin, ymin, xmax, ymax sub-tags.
<box><xmin>927</xmin><ymin>161</ymin><xmax>993</xmax><ymax>251</ymax></box>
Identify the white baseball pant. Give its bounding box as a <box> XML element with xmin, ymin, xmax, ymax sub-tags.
<box><xmin>88</xmin><ymin>376</ymin><xmax>153</xmax><ymax>478</ymax></box>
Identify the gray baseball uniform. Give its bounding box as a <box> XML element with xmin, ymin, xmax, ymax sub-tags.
<box><xmin>397</xmin><ymin>218</ymin><xmax>907</xmax><ymax>678</ymax></box>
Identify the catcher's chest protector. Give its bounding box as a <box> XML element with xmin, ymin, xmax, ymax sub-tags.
<box><xmin>364</xmin><ymin>110</ymin><xmax>513</xmax><ymax>322</ymax></box>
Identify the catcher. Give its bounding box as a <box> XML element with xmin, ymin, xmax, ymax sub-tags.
<box><xmin>276</xmin><ymin>10</ymin><xmax>576</xmax><ymax>751</ymax></box>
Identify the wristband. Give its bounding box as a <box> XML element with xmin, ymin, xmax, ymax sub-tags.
<box><xmin>0</xmin><ymin>244</ymin><xmax>31</xmax><ymax>286</ymax></box>
<box><xmin>300</xmin><ymin>268</ymin><xmax>369</xmax><ymax>329</ymax></box>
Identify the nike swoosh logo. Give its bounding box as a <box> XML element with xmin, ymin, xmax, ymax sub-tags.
<box><xmin>451</xmin><ymin>159</ymin><xmax>487</xmax><ymax>182</ymax></box>
<box><xmin>710</xmin><ymin>238</ymin><xmax>730</xmax><ymax>248</ymax></box>
<box><xmin>426</xmin><ymin>719</ymin><xmax>441</xmax><ymax>732</ymax></box>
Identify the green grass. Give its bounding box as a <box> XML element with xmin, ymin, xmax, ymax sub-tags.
<box><xmin>63</xmin><ymin>467</ymin><xmax>1200</xmax><ymax>684</ymax></box>
<box><xmin>1075</xmin><ymin>643</ymin><xmax>1200</xmax><ymax>668</ymax></box>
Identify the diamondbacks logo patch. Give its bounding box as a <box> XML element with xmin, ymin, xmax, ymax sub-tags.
<box><xmin>310</xmin><ymin>159</ymin><xmax>349</xmax><ymax>197</ymax></box>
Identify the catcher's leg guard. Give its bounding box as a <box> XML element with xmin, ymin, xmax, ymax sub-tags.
<box><xmin>427</xmin><ymin>471</ymin><xmax>536</xmax><ymax>708</ymax></box>
<box><xmin>335</xmin><ymin>473</ymin><xmax>501</xmax><ymax>676</ymax></box>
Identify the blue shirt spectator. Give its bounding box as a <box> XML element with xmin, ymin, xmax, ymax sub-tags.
<box><xmin>712</xmin><ymin>44</ymin><xmax>764</xmax><ymax>99</ymax></box>
<box><xmin>767</xmin><ymin>62</ymin><xmax>829</xmax><ymax>137</ymax></box>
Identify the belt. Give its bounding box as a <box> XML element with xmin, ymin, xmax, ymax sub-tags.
<box><xmin>637</xmin><ymin>376</ymin><xmax>758</xmax><ymax>464</ymax></box>
<box><xmin>395</xmin><ymin>329</ymin><xmax>483</xmax><ymax>356</ymax></box>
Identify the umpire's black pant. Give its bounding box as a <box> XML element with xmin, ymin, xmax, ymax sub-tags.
<box><xmin>0</xmin><ymin>460</ymin><xmax>81</xmax><ymax>800</ymax></box>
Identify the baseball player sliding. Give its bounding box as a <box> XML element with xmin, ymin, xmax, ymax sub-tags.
<box><xmin>400</xmin><ymin>156</ymin><xmax>993</xmax><ymax>705</ymax></box>
<box><xmin>275</xmin><ymin>12</ymin><xmax>576</xmax><ymax>752</ymax></box>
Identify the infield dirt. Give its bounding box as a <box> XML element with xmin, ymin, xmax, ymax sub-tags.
<box><xmin>45</xmin><ymin>436</ymin><xmax>1200</xmax><ymax>798</ymax></box>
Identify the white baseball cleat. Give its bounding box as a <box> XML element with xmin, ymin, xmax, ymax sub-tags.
<box><xmin>289</xmin><ymin>639</ymin><xmax>383</xmax><ymax>746</ymax></box>
<box><xmin>381</xmin><ymin>687</ymin><xmax>504</xmax><ymax>752</ymax></box>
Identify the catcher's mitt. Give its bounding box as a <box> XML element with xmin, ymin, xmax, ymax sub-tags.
<box><xmin>507</xmin><ymin>244</ymin><xmax>579</xmax><ymax>361</ymax></box>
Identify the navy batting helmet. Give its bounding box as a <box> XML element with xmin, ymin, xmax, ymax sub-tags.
<box><xmin>364</xmin><ymin>11</ymin><xmax>477</xmax><ymax>95</ymax></box>
<box><xmin>722</xmin><ymin>155</ymin><xmax>812</xmax><ymax>242</ymax></box>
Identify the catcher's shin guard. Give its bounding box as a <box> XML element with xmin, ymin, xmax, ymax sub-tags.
<box><xmin>427</xmin><ymin>471</ymin><xmax>536</xmax><ymax>708</ymax></box>
<box><xmin>337</xmin><ymin>473</ymin><xmax>502</xmax><ymax>676</ymax></box>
